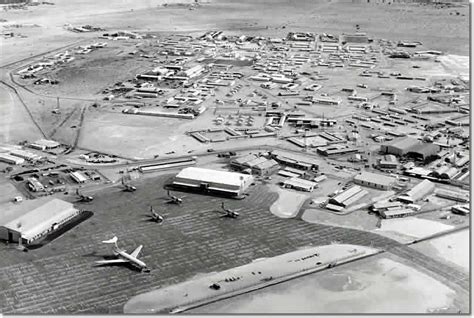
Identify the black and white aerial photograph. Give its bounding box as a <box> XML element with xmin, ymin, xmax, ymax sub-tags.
<box><xmin>0</xmin><ymin>0</ymin><xmax>470</xmax><ymax>315</ymax></box>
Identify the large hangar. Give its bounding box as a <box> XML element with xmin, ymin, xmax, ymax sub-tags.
<box><xmin>0</xmin><ymin>199</ymin><xmax>80</xmax><ymax>244</ymax></box>
<box><xmin>172</xmin><ymin>167</ymin><xmax>254</xmax><ymax>197</ymax></box>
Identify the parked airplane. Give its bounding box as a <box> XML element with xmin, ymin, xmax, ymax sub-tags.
<box><xmin>121</xmin><ymin>177</ymin><xmax>137</xmax><ymax>192</ymax></box>
<box><xmin>76</xmin><ymin>188</ymin><xmax>93</xmax><ymax>202</ymax></box>
<box><xmin>166</xmin><ymin>190</ymin><xmax>185</xmax><ymax>205</ymax></box>
<box><xmin>216</xmin><ymin>202</ymin><xmax>241</xmax><ymax>218</ymax></box>
<box><xmin>148</xmin><ymin>206</ymin><xmax>164</xmax><ymax>223</ymax></box>
<box><xmin>95</xmin><ymin>236</ymin><xmax>150</xmax><ymax>272</ymax></box>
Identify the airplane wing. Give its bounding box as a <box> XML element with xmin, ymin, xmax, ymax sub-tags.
<box><xmin>130</xmin><ymin>245</ymin><xmax>143</xmax><ymax>258</ymax></box>
<box><xmin>95</xmin><ymin>259</ymin><xmax>128</xmax><ymax>265</ymax></box>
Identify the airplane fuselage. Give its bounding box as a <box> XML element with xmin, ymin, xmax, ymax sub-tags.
<box><xmin>115</xmin><ymin>249</ymin><xmax>148</xmax><ymax>270</ymax></box>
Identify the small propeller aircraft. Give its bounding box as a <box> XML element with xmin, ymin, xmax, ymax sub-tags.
<box><xmin>94</xmin><ymin>236</ymin><xmax>150</xmax><ymax>272</ymax></box>
<box><xmin>166</xmin><ymin>190</ymin><xmax>185</xmax><ymax>205</ymax></box>
<box><xmin>121</xmin><ymin>177</ymin><xmax>137</xmax><ymax>192</ymax></box>
<box><xmin>76</xmin><ymin>188</ymin><xmax>94</xmax><ymax>202</ymax></box>
<box><xmin>148</xmin><ymin>206</ymin><xmax>164</xmax><ymax>224</ymax></box>
<box><xmin>216</xmin><ymin>202</ymin><xmax>241</xmax><ymax>218</ymax></box>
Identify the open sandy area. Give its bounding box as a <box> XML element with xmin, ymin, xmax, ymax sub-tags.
<box><xmin>412</xmin><ymin>229</ymin><xmax>469</xmax><ymax>273</ymax></box>
<box><xmin>1</xmin><ymin>0</ymin><xmax>469</xmax><ymax>66</ymax></box>
<box><xmin>268</xmin><ymin>184</ymin><xmax>309</xmax><ymax>218</ymax></box>
<box><xmin>374</xmin><ymin>217</ymin><xmax>454</xmax><ymax>243</ymax></box>
<box><xmin>302</xmin><ymin>208</ymin><xmax>380</xmax><ymax>231</ymax></box>
<box><xmin>124</xmin><ymin>244</ymin><xmax>379</xmax><ymax>313</ymax></box>
<box><xmin>190</xmin><ymin>256</ymin><xmax>457</xmax><ymax>314</ymax></box>
<box><xmin>0</xmin><ymin>85</ymin><xmax>44</xmax><ymax>143</ymax></box>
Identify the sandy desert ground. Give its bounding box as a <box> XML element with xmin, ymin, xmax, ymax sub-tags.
<box><xmin>0</xmin><ymin>0</ymin><xmax>470</xmax><ymax>315</ymax></box>
<box><xmin>190</xmin><ymin>255</ymin><xmax>461</xmax><ymax>313</ymax></box>
<box><xmin>412</xmin><ymin>229</ymin><xmax>469</xmax><ymax>273</ymax></box>
<box><xmin>1</xmin><ymin>0</ymin><xmax>469</xmax><ymax>66</ymax></box>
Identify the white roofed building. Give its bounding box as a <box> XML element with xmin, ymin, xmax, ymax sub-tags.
<box><xmin>70</xmin><ymin>171</ymin><xmax>88</xmax><ymax>183</ymax></box>
<box><xmin>283</xmin><ymin>177</ymin><xmax>318</xmax><ymax>192</ymax></box>
<box><xmin>397</xmin><ymin>179</ymin><xmax>435</xmax><ymax>203</ymax></box>
<box><xmin>329</xmin><ymin>185</ymin><xmax>368</xmax><ymax>208</ymax></box>
<box><xmin>353</xmin><ymin>171</ymin><xmax>395</xmax><ymax>190</ymax></box>
<box><xmin>30</xmin><ymin>139</ymin><xmax>60</xmax><ymax>150</ymax></box>
<box><xmin>0</xmin><ymin>153</ymin><xmax>25</xmax><ymax>165</ymax></box>
<box><xmin>0</xmin><ymin>199</ymin><xmax>80</xmax><ymax>244</ymax></box>
<box><xmin>173</xmin><ymin>167</ymin><xmax>254</xmax><ymax>197</ymax></box>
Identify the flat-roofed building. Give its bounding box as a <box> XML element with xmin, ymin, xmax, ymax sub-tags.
<box><xmin>326</xmin><ymin>203</ymin><xmax>345</xmax><ymax>212</ymax></box>
<box><xmin>0</xmin><ymin>199</ymin><xmax>80</xmax><ymax>244</ymax></box>
<box><xmin>451</xmin><ymin>205</ymin><xmax>469</xmax><ymax>215</ymax></box>
<box><xmin>435</xmin><ymin>189</ymin><xmax>469</xmax><ymax>203</ymax></box>
<box><xmin>9</xmin><ymin>149</ymin><xmax>42</xmax><ymax>162</ymax></box>
<box><xmin>278</xmin><ymin>170</ymin><xmax>300</xmax><ymax>178</ymax></box>
<box><xmin>371</xmin><ymin>200</ymin><xmax>402</xmax><ymax>212</ymax></box>
<box><xmin>270</xmin><ymin>150</ymin><xmax>319</xmax><ymax>171</ymax></box>
<box><xmin>316</xmin><ymin>145</ymin><xmax>358</xmax><ymax>157</ymax></box>
<box><xmin>353</xmin><ymin>171</ymin><xmax>395</xmax><ymax>190</ymax></box>
<box><xmin>173</xmin><ymin>167</ymin><xmax>254</xmax><ymax>197</ymax></box>
<box><xmin>342</xmin><ymin>33</ymin><xmax>369</xmax><ymax>43</ymax></box>
<box><xmin>30</xmin><ymin>139</ymin><xmax>60</xmax><ymax>150</ymax></box>
<box><xmin>283</xmin><ymin>166</ymin><xmax>307</xmax><ymax>177</ymax></box>
<box><xmin>397</xmin><ymin>179</ymin><xmax>435</xmax><ymax>203</ymax></box>
<box><xmin>283</xmin><ymin>177</ymin><xmax>318</xmax><ymax>192</ymax></box>
<box><xmin>0</xmin><ymin>153</ymin><xmax>25</xmax><ymax>165</ymax></box>
<box><xmin>380</xmin><ymin>208</ymin><xmax>417</xmax><ymax>219</ymax></box>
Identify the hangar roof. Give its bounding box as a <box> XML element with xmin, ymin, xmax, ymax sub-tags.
<box><xmin>386</xmin><ymin>137</ymin><xmax>419</xmax><ymax>151</ymax></box>
<box><xmin>2</xmin><ymin>199</ymin><xmax>78</xmax><ymax>241</ymax></box>
<box><xmin>175</xmin><ymin>167</ymin><xmax>253</xmax><ymax>187</ymax></box>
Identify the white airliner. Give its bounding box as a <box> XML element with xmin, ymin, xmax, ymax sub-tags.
<box><xmin>95</xmin><ymin>236</ymin><xmax>150</xmax><ymax>272</ymax></box>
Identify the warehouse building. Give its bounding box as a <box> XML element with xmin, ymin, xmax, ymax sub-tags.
<box><xmin>70</xmin><ymin>171</ymin><xmax>88</xmax><ymax>183</ymax></box>
<box><xmin>0</xmin><ymin>199</ymin><xmax>80</xmax><ymax>244</ymax></box>
<box><xmin>353</xmin><ymin>171</ymin><xmax>395</xmax><ymax>190</ymax></box>
<box><xmin>329</xmin><ymin>185</ymin><xmax>368</xmax><ymax>208</ymax></box>
<box><xmin>172</xmin><ymin>167</ymin><xmax>254</xmax><ymax>197</ymax></box>
<box><xmin>407</xmin><ymin>143</ymin><xmax>441</xmax><ymax>161</ymax></box>
<box><xmin>342</xmin><ymin>33</ymin><xmax>369</xmax><ymax>44</ymax></box>
<box><xmin>283</xmin><ymin>177</ymin><xmax>318</xmax><ymax>192</ymax></box>
<box><xmin>371</xmin><ymin>200</ymin><xmax>402</xmax><ymax>212</ymax></box>
<box><xmin>230</xmin><ymin>154</ymin><xmax>280</xmax><ymax>176</ymax></box>
<box><xmin>380</xmin><ymin>137</ymin><xmax>420</xmax><ymax>156</ymax></box>
<box><xmin>435</xmin><ymin>189</ymin><xmax>469</xmax><ymax>203</ymax></box>
<box><xmin>316</xmin><ymin>145</ymin><xmax>358</xmax><ymax>157</ymax></box>
<box><xmin>381</xmin><ymin>137</ymin><xmax>440</xmax><ymax>160</ymax></box>
<box><xmin>378</xmin><ymin>155</ymin><xmax>399</xmax><ymax>169</ymax></box>
<box><xmin>380</xmin><ymin>208</ymin><xmax>417</xmax><ymax>219</ymax></box>
<box><xmin>9</xmin><ymin>149</ymin><xmax>42</xmax><ymax>162</ymax></box>
<box><xmin>270</xmin><ymin>150</ymin><xmax>319</xmax><ymax>171</ymax></box>
<box><xmin>139</xmin><ymin>157</ymin><xmax>197</xmax><ymax>173</ymax></box>
<box><xmin>397</xmin><ymin>179</ymin><xmax>435</xmax><ymax>203</ymax></box>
